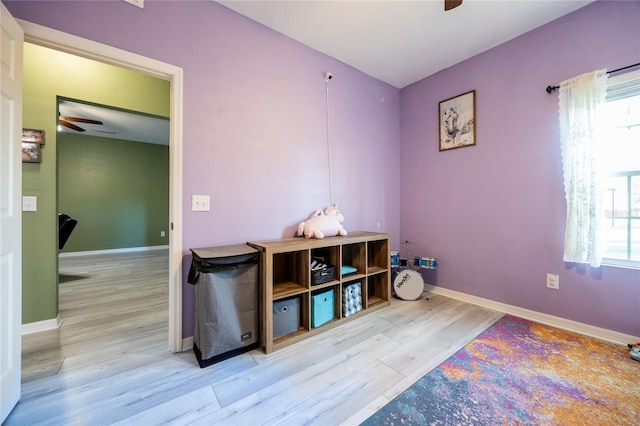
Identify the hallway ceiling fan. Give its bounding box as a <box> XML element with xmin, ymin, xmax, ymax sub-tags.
<box><xmin>57</xmin><ymin>99</ymin><xmax>169</xmax><ymax>144</ymax></box>
<box><xmin>58</xmin><ymin>114</ymin><xmax>103</xmax><ymax>132</ymax></box>
<box><xmin>445</xmin><ymin>0</ymin><xmax>462</xmax><ymax>11</ymax></box>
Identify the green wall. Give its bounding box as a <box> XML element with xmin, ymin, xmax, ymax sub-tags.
<box><xmin>58</xmin><ymin>134</ymin><xmax>169</xmax><ymax>252</ymax></box>
<box><xmin>22</xmin><ymin>43</ymin><xmax>169</xmax><ymax>324</ymax></box>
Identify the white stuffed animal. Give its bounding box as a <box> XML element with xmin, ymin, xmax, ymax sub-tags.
<box><xmin>297</xmin><ymin>205</ymin><xmax>348</xmax><ymax>239</ymax></box>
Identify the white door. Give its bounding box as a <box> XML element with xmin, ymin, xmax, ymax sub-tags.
<box><xmin>0</xmin><ymin>2</ymin><xmax>23</xmax><ymax>423</ymax></box>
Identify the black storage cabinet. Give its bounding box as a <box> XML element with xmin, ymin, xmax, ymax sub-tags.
<box><xmin>188</xmin><ymin>244</ymin><xmax>259</xmax><ymax>368</ymax></box>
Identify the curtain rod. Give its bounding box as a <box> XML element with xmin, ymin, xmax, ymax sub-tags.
<box><xmin>545</xmin><ymin>62</ymin><xmax>640</xmax><ymax>94</ymax></box>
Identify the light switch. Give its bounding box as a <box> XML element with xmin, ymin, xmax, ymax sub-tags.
<box><xmin>192</xmin><ymin>195</ymin><xmax>210</xmax><ymax>212</ymax></box>
<box><xmin>22</xmin><ymin>196</ymin><xmax>37</xmax><ymax>212</ymax></box>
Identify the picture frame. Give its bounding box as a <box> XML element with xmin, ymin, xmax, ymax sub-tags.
<box><xmin>439</xmin><ymin>90</ymin><xmax>476</xmax><ymax>151</ymax></box>
<box><xmin>22</xmin><ymin>141</ymin><xmax>41</xmax><ymax>163</ymax></box>
<box><xmin>22</xmin><ymin>128</ymin><xmax>45</xmax><ymax>145</ymax></box>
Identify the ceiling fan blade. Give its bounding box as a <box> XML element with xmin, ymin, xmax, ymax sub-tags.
<box><xmin>59</xmin><ymin>119</ymin><xmax>86</xmax><ymax>132</ymax></box>
<box><xmin>61</xmin><ymin>116</ymin><xmax>103</xmax><ymax>125</ymax></box>
<box><xmin>91</xmin><ymin>129</ymin><xmax>117</xmax><ymax>135</ymax></box>
<box><xmin>445</xmin><ymin>0</ymin><xmax>463</xmax><ymax>11</ymax></box>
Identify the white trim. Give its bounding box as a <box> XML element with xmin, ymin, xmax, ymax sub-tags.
<box><xmin>22</xmin><ymin>314</ymin><xmax>62</xmax><ymax>335</ymax></box>
<box><xmin>18</xmin><ymin>19</ymin><xmax>184</xmax><ymax>353</ymax></box>
<box><xmin>601</xmin><ymin>258</ymin><xmax>640</xmax><ymax>270</ymax></box>
<box><xmin>169</xmin><ymin>67</ymin><xmax>184</xmax><ymax>353</ymax></box>
<box><xmin>425</xmin><ymin>284</ymin><xmax>640</xmax><ymax>347</ymax></box>
<box><xmin>182</xmin><ymin>336</ymin><xmax>194</xmax><ymax>353</ymax></box>
<box><xmin>59</xmin><ymin>245</ymin><xmax>169</xmax><ymax>258</ymax></box>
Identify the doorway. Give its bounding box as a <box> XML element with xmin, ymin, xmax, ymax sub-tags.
<box><xmin>56</xmin><ymin>97</ymin><xmax>170</xmax><ymax>253</ymax></box>
<box><xmin>20</xmin><ymin>20</ymin><xmax>184</xmax><ymax>352</ymax></box>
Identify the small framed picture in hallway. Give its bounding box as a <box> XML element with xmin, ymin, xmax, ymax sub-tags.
<box><xmin>21</xmin><ymin>141</ymin><xmax>41</xmax><ymax>163</ymax></box>
<box><xmin>22</xmin><ymin>128</ymin><xmax>45</xmax><ymax>145</ymax></box>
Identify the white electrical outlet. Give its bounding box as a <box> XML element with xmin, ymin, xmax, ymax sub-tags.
<box><xmin>192</xmin><ymin>195</ymin><xmax>210</xmax><ymax>212</ymax></box>
<box><xmin>160</xmin><ymin>231</ymin><xmax>165</xmax><ymax>237</ymax></box>
<box><xmin>546</xmin><ymin>273</ymin><xmax>559</xmax><ymax>289</ymax></box>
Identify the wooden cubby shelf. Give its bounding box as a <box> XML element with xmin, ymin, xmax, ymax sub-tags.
<box><xmin>249</xmin><ymin>231</ymin><xmax>390</xmax><ymax>353</ymax></box>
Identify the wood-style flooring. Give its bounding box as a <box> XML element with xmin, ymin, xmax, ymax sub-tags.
<box><xmin>7</xmin><ymin>250</ymin><xmax>503</xmax><ymax>425</ymax></box>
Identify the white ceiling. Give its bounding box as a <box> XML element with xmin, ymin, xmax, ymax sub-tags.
<box><xmin>58</xmin><ymin>99</ymin><xmax>169</xmax><ymax>145</ymax></box>
<box><xmin>217</xmin><ymin>0</ymin><xmax>595</xmax><ymax>89</ymax></box>
<box><xmin>59</xmin><ymin>1</ymin><xmax>595</xmax><ymax>142</ymax></box>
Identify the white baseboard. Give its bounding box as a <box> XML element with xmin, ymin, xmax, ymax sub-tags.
<box><xmin>60</xmin><ymin>245</ymin><xmax>169</xmax><ymax>258</ymax></box>
<box><xmin>182</xmin><ymin>336</ymin><xmax>193</xmax><ymax>353</ymax></box>
<box><xmin>23</xmin><ymin>314</ymin><xmax>62</xmax><ymax>335</ymax></box>
<box><xmin>425</xmin><ymin>284</ymin><xmax>640</xmax><ymax>347</ymax></box>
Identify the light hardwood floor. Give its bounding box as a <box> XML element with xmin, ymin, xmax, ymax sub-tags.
<box><xmin>7</xmin><ymin>250</ymin><xmax>503</xmax><ymax>425</ymax></box>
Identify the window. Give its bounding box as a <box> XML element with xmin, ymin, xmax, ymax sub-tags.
<box><xmin>601</xmin><ymin>70</ymin><xmax>640</xmax><ymax>267</ymax></box>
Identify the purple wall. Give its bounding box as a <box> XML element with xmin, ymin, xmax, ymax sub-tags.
<box><xmin>3</xmin><ymin>0</ymin><xmax>400</xmax><ymax>338</ymax></box>
<box><xmin>400</xmin><ymin>0</ymin><xmax>640</xmax><ymax>336</ymax></box>
<box><xmin>5</xmin><ymin>0</ymin><xmax>638</xmax><ymax>338</ymax></box>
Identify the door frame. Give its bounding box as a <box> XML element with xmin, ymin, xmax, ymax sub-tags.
<box><xmin>18</xmin><ymin>19</ymin><xmax>184</xmax><ymax>353</ymax></box>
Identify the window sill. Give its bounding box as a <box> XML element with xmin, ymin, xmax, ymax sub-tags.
<box><xmin>601</xmin><ymin>258</ymin><xmax>640</xmax><ymax>270</ymax></box>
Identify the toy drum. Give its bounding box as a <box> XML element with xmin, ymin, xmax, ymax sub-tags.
<box><xmin>414</xmin><ymin>256</ymin><xmax>438</xmax><ymax>269</ymax></box>
<box><xmin>390</xmin><ymin>251</ymin><xmax>400</xmax><ymax>268</ymax></box>
<box><xmin>392</xmin><ymin>267</ymin><xmax>424</xmax><ymax>301</ymax></box>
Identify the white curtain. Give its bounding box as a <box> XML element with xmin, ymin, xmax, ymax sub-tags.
<box><xmin>558</xmin><ymin>69</ymin><xmax>608</xmax><ymax>267</ymax></box>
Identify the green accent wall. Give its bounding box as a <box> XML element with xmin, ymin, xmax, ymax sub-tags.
<box><xmin>58</xmin><ymin>133</ymin><xmax>169</xmax><ymax>252</ymax></box>
<box><xmin>22</xmin><ymin>43</ymin><xmax>169</xmax><ymax>324</ymax></box>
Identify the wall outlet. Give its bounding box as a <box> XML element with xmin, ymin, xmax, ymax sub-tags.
<box><xmin>546</xmin><ymin>273</ymin><xmax>559</xmax><ymax>289</ymax></box>
<box><xmin>160</xmin><ymin>231</ymin><xmax>165</xmax><ymax>237</ymax></box>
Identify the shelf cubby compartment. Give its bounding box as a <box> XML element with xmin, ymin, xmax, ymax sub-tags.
<box><xmin>273</xmin><ymin>294</ymin><xmax>309</xmax><ymax>344</ymax></box>
<box><xmin>342</xmin><ymin>242</ymin><xmax>366</xmax><ymax>276</ymax></box>
<box><xmin>311</xmin><ymin>246</ymin><xmax>340</xmax><ymax>269</ymax></box>
<box><xmin>311</xmin><ymin>246</ymin><xmax>340</xmax><ymax>287</ymax></box>
<box><xmin>341</xmin><ymin>279</ymin><xmax>364</xmax><ymax>319</ymax></box>
<box><xmin>272</xmin><ymin>250</ymin><xmax>309</xmax><ymax>298</ymax></box>
<box><xmin>310</xmin><ymin>285</ymin><xmax>339</xmax><ymax>329</ymax></box>
<box><xmin>366</xmin><ymin>272</ymin><xmax>389</xmax><ymax>309</ymax></box>
<box><xmin>367</xmin><ymin>239</ymin><xmax>389</xmax><ymax>274</ymax></box>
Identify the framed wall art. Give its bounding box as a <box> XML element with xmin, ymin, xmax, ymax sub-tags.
<box><xmin>439</xmin><ymin>90</ymin><xmax>476</xmax><ymax>151</ymax></box>
<box><xmin>22</xmin><ymin>142</ymin><xmax>41</xmax><ymax>163</ymax></box>
<box><xmin>22</xmin><ymin>128</ymin><xmax>45</xmax><ymax>145</ymax></box>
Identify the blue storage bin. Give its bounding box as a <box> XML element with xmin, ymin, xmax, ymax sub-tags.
<box><xmin>311</xmin><ymin>288</ymin><xmax>334</xmax><ymax>328</ymax></box>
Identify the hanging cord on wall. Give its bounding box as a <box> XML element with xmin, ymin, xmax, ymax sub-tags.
<box><xmin>325</xmin><ymin>72</ymin><xmax>334</xmax><ymax>206</ymax></box>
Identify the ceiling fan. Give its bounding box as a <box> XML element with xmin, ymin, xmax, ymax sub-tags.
<box><xmin>445</xmin><ymin>0</ymin><xmax>463</xmax><ymax>11</ymax></box>
<box><xmin>58</xmin><ymin>115</ymin><xmax>103</xmax><ymax>132</ymax></box>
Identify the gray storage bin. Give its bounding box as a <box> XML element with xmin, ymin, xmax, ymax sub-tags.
<box><xmin>273</xmin><ymin>297</ymin><xmax>300</xmax><ymax>338</ymax></box>
<box><xmin>188</xmin><ymin>244</ymin><xmax>259</xmax><ymax>368</ymax></box>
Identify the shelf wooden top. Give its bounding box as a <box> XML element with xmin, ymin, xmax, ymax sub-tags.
<box><xmin>248</xmin><ymin>231</ymin><xmax>389</xmax><ymax>251</ymax></box>
<box><xmin>273</xmin><ymin>282</ymin><xmax>307</xmax><ymax>300</ymax></box>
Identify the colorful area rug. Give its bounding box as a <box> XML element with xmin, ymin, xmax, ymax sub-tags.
<box><xmin>363</xmin><ymin>315</ymin><xmax>640</xmax><ymax>425</ymax></box>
